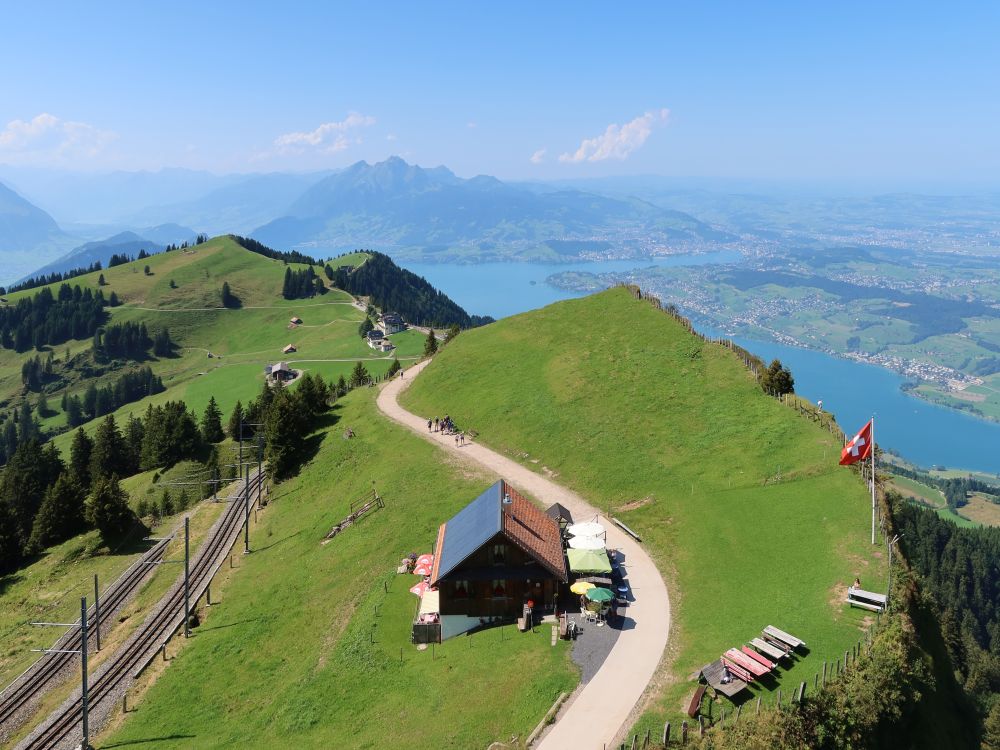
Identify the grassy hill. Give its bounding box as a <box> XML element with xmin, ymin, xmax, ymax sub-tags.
<box><xmin>400</xmin><ymin>287</ymin><xmax>887</xmax><ymax>733</ymax></box>
<box><xmin>101</xmin><ymin>387</ymin><xmax>576</xmax><ymax>748</ymax></box>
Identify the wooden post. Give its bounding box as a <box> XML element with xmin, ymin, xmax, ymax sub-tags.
<box><xmin>384</xmin><ymin>580</ymin><xmax>388</xmax><ymax>594</ymax></box>
<box><xmin>663</xmin><ymin>722</ymin><xmax>670</xmax><ymax>746</ymax></box>
<box><xmin>777</xmin><ymin>688</ymin><xmax>781</xmax><ymax>707</ymax></box>
<box><xmin>161</xmin><ymin>642</ymin><xmax>167</xmax><ymax>661</ymax></box>
<box><xmin>814</xmin><ymin>673</ymin><xmax>819</xmax><ymax>690</ymax></box>
<box><xmin>400</xmin><ymin>647</ymin><xmax>403</xmax><ymax>664</ymax></box>
<box><xmin>720</xmin><ymin>708</ymin><xmax>725</xmax><ymax>726</ymax></box>
<box><xmin>681</xmin><ymin>720</ymin><xmax>688</xmax><ymax>744</ymax></box>
<box><xmin>845</xmin><ymin>650</ymin><xmax>850</xmax><ymax>671</ymax></box>
<box><xmin>123</xmin><ymin>695</ymin><xmax>127</xmax><ymax>714</ymax></box>
<box><xmin>644</xmin><ymin>729</ymin><xmax>650</xmax><ymax>748</ymax></box>
<box><xmin>756</xmin><ymin>696</ymin><xmax>761</xmax><ymax>715</ymax></box>
<box><xmin>735</xmin><ymin>705</ymin><xmax>742</xmax><ymax>723</ymax></box>
<box><xmin>822</xmin><ymin>660</ymin><xmax>827</xmax><ymax>686</ymax></box>
<box><xmin>798</xmin><ymin>681</ymin><xmax>806</xmax><ymax>703</ymax></box>
<box><xmin>699</xmin><ymin>716</ymin><xmax>705</xmax><ymax>737</ymax></box>
<box><xmin>630</xmin><ymin>735</ymin><xmax>636</xmax><ymax>750</ymax></box>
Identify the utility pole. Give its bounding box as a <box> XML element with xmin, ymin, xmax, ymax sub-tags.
<box><xmin>243</xmin><ymin>459</ymin><xmax>250</xmax><ymax>554</ymax></box>
<box><xmin>183</xmin><ymin>516</ymin><xmax>191</xmax><ymax>637</ymax></box>
<box><xmin>30</xmin><ymin>597</ymin><xmax>91</xmax><ymax>749</ymax></box>
<box><xmin>93</xmin><ymin>574</ymin><xmax>101</xmax><ymax>651</ymax></box>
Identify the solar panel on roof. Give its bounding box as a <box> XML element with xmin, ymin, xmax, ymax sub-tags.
<box><xmin>435</xmin><ymin>481</ymin><xmax>503</xmax><ymax>580</ymax></box>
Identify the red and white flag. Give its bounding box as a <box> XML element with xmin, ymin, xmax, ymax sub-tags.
<box><xmin>840</xmin><ymin>420</ymin><xmax>873</xmax><ymax>465</ymax></box>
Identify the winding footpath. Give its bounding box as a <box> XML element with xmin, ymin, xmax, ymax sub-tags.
<box><xmin>377</xmin><ymin>360</ymin><xmax>671</xmax><ymax>749</ymax></box>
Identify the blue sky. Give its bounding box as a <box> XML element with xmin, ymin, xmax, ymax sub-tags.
<box><xmin>1</xmin><ymin>1</ymin><xmax>997</xmax><ymax>183</ymax></box>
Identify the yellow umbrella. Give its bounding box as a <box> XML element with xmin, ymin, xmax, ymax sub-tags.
<box><xmin>570</xmin><ymin>581</ymin><xmax>595</xmax><ymax>595</ymax></box>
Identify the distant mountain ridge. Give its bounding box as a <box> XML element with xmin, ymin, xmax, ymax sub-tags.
<box><xmin>253</xmin><ymin>156</ymin><xmax>732</xmax><ymax>258</ymax></box>
<box><xmin>21</xmin><ymin>224</ymin><xmax>196</xmax><ymax>281</ymax></box>
<box><xmin>0</xmin><ymin>181</ymin><xmax>76</xmax><ymax>283</ymax></box>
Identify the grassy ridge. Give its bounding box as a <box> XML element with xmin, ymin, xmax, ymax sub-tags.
<box><xmin>102</xmin><ymin>388</ymin><xmax>576</xmax><ymax>748</ymax></box>
<box><xmin>400</xmin><ymin>287</ymin><xmax>886</xmax><ymax>732</ymax></box>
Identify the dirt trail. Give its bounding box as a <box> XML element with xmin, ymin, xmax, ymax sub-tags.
<box><xmin>376</xmin><ymin>359</ymin><xmax>671</xmax><ymax>749</ymax></box>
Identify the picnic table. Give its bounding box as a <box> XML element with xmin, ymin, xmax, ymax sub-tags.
<box><xmin>700</xmin><ymin>659</ymin><xmax>748</xmax><ymax>698</ymax></box>
<box><xmin>847</xmin><ymin>586</ymin><xmax>887</xmax><ymax>612</ymax></box>
<box><xmin>750</xmin><ymin>637</ymin><xmax>788</xmax><ymax>661</ymax></box>
<box><xmin>764</xmin><ymin>625</ymin><xmax>806</xmax><ymax>650</ymax></box>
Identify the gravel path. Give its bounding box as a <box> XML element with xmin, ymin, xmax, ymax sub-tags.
<box><xmin>377</xmin><ymin>359</ymin><xmax>672</xmax><ymax>750</ymax></box>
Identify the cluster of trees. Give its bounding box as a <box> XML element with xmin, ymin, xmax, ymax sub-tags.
<box><xmin>0</xmin><ymin>401</ymin><xmax>43</xmax><ymax>466</ymax></box>
<box><xmin>760</xmin><ymin>358</ymin><xmax>795</xmax><ymax>395</ymax></box>
<box><xmin>21</xmin><ymin>352</ymin><xmax>56</xmax><ymax>391</ymax></box>
<box><xmin>0</xmin><ymin>391</ymin><xmax>232</xmax><ymax>573</ymax></box>
<box><xmin>891</xmin><ymin>464</ymin><xmax>999</xmax><ymax>510</ymax></box>
<box><xmin>0</xmin><ymin>262</ymin><xmax>103</xmax><ymax>296</ymax></box>
<box><xmin>895</xmin><ymin>499</ymin><xmax>1000</xmax><ymax>696</ymax></box>
<box><xmin>93</xmin><ymin>321</ymin><xmax>154</xmax><ymax>360</ymax></box>
<box><xmin>108</xmin><ymin>248</ymin><xmax>153</xmax><ymax>268</ymax></box>
<box><xmin>330</xmin><ymin>252</ymin><xmax>493</xmax><ymax>328</ymax></box>
<box><xmin>62</xmin><ymin>367</ymin><xmax>165</xmax><ymax>426</ymax></box>
<box><xmin>282</xmin><ymin>266</ymin><xmax>325</xmax><ymax>299</ymax></box>
<box><xmin>0</xmin><ymin>284</ymin><xmax>108</xmax><ymax>352</ymax></box>
<box><xmin>228</xmin><ymin>234</ymin><xmax>319</xmax><ymax>266</ymax></box>
<box><xmin>161</xmin><ymin>234</ymin><xmax>209</xmax><ymax>254</ymax></box>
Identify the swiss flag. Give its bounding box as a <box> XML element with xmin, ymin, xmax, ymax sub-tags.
<box><xmin>840</xmin><ymin>420</ymin><xmax>873</xmax><ymax>465</ymax></box>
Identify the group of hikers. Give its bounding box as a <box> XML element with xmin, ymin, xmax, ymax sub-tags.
<box><xmin>427</xmin><ymin>415</ymin><xmax>467</xmax><ymax>446</ymax></box>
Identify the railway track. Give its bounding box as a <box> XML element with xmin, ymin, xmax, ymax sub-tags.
<box><xmin>13</xmin><ymin>469</ymin><xmax>263</xmax><ymax>750</ymax></box>
<box><xmin>0</xmin><ymin>537</ymin><xmax>171</xmax><ymax>743</ymax></box>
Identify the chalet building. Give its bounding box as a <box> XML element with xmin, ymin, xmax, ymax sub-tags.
<box><xmin>377</xmin><ymin>312</ymin><xmax>406</xmax><ymax>335</ymax></box>
<box><xmin>428</xmin><ymin>479</ymin><xmax>568</xmax><ymax>639</ymax></box>
<box><xmin>264</xmin><ymin>362</ymin><xmax>295</xmax><ymax>383</ymax></box>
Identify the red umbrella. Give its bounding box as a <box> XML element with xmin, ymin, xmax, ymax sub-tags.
<box><xmin>413</xmin><ymin>564</ymin><xmax>432</xmax><ymax>576</ymax></box>
<box><xmin>413</xmin><ymin>553</ymin><xmax>434</xmax><ymax>576</ymax></box>
<box><xmin>409</xmin><ymin>581</ymin><xmax>429</xmax><ymax>597</ymax></box>
<box><xmin>416</xmin><ymin>553</ymin><xmax>434</xmax><ymax>567</ymax></box>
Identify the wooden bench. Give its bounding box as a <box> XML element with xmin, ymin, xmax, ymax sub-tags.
<box><xmin>721</xmin><ymin>656</ymin><xmax>755</xmax><ymax>683</ymax></box>
<box><xmin>741</xmin><ymin>645</ymin><xmax>775</xmax><ymax>671</ymax></box>
<box><xmin>725</xmin><ymin>648</ymin><xmax>769</xmax><ymax>678</ymax></box>
<box><xmin>686</xmin><ymin>684</ymin><xmax>707</xmax><ymax>717</ymax></box>
<box><xmin>764</xmin><ymin>625</ymin><xmax>805</xmax><ymax>650</ymax></box>
<box><xmin>751</xmin><ymin>637</ymin><xmax>788</xmax><ymax>661</ymax></box>
<box><xmin>847</xmin><ymin>587</ymin><xmax>886</xmax><ymax>612</ymax></box>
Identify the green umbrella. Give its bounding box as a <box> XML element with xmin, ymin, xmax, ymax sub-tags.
<box><xmin>585</xmin><ymin>587</ymin><xmax>614</xmax><ymax>603</ymax></box>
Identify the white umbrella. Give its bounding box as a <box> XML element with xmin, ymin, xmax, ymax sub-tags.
<box><xmin>569</xmin><ymin>535</ymin><xmax>605</xmax><ymax>550</ymax></box>
<box><xmin>567</xmin><ymin>521</ymin><xmax>606</xmax><ymax>538</ymax></box>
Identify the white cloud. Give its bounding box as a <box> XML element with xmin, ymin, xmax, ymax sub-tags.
<box><xmin>386</xmin><ymin>133</ymin><xmax>398</xmax><ymax>142</ymax></box>
<box><xmin>559</xmin><ymin>109</ymin><xmax>669</xmax><ymax>163</ymax></box>
<box><xmin>0</xmin><ymin>113</ymin><xmax>117</xmax><ymax>164</ymax></box>
<box><xmin>467</xmin><ymin>121</ymin><xmax>477</xmax><ymax>129</ymax></box>
<box><xmin>530</xmin><ymin>148</ymin><xmax>547</xmax><ymax>164</ymax></box>
<box><xmin>273</xmin><ymin>112</ymin><xmax>376</xmax><ymax>154</ymax></box>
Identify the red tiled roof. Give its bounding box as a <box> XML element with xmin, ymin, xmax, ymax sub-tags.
<box><xmin>500</xmin><ymin>481</ymin><xmax>568</xmax><ymax>582</ymax></box>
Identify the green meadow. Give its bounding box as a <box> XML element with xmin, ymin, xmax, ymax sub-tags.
<box><xmin>101</xmin><ymin>388</ymin><xmax>577</xmax><ymax>749</ymax></box>
<box><xmin>401</xmin><ymin>287</ymin><xmax>886</xmax><ymax>733</ymax></box>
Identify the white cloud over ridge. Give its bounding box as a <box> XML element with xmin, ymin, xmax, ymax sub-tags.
<box><xmin>559</xmin><ymin>109</ymin><xmax>669</xmax><ymax>163</ymax></box>
<box><xmin>530</xmin><ymin>148</ymin><xmax>546</xmax><ymax>164</ymax></box>
<box><xmin>274</xmin><ymin>112</ymin><xmax>376</xmax><ymax>154</ymax></box>
<box><xmin>0</xmin><ymin>113</ymin><xmax>117</xmax><ymax>165</ymax></box>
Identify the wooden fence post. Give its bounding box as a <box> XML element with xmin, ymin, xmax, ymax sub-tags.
<box><xmin>681</xmin><ymin>720</ymin><xmax>688</xmax><ymax>744</ymax></box>
<box><xmin>699</xmin><ymin>716</ymin><xmax>705</xmax><ymax>737</ymax></box>
<box><xmin>663</xmin><ymin>722</ymin><xmax>670</xmax><ymax>746</ymax></box>
<box><xmin>756</xmin><ymin>696</ymin><xmax>761</xmax><ymax>715</ymax></box>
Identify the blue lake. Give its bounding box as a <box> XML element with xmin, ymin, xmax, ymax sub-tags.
<box><xmin>401</xmin><ymin>256</ymin><xmax>1000</xmax><ymax>475</ymax></box>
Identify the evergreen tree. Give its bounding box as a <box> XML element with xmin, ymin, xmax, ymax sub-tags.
<box><xmin>0</xmin><ymin>500</ymin><xmax>23</xmax><ymax>573</ymax></box>
<box><xmin>335</xmin><ymin>375</ymin><xmax>348</xmax><ymax>398</ymax></box>
<box><xmin>176</xmin><ymin>488</ymin><xmax>190</xmax><ymax>512</ymax></box>
<box><xmin>28</xmin><ymin>474</ymin><xmax>85</xmax><ymax>551</ymax></box>
<box><xmin>36</xmin><ymin>392</ymin><xmax>50</xmax><ymax>418</ymax></box>
<box><xmin>18</xmin><ymin>399</ymin><xmax>37</xmax><ymax>443</ymax></box>
<box><xmin>98</xmin><ymin>273</ymin><xmax>106</xmax><ymax>286</ymax></box>
<box><xmin>124</xmin><ymin>415</ymin><xmax>144</xmax><ymax>474</ymax></box>
<box><xmin>85</xmin><ymin>476</ymin><xmax>134</xmax><ymax>542</ymax></box>
<box><xmin>159</xmin><ymin>488</ymin><xmax>174</xmax><ymax>517</ymax></box>
<box><xmin>264</xmin><ymin>388</ymin><xmax>308</xmax><ymax>480</ymax></box>
<box><xmin>90</xmin><ymin>415</ymin><xmax>129</xmax><ymax>482</ymax></box>
<box><xmin>348</xmin><ymin>361</ymin><xmax>370</xmax><ymax>389</ymax></box>
<box><xmin>444</xmin><ymin>324</ymin><xmax>461</xmax><ymax>345</ymax></box>
<box><xmin>70</xmin><ymin>428</ymin><xmax>94</xmax><ymax>488</ymax></box>
<box><xmin>424</xmin><ymin>329</ymin><xmax>438</xmax><ymax>356</ymax></box>
<box><xmin>136</xmin><ymin>496</ymin><xmax>150</xmax><ymax>518</ymax></box>
<box><xmin>0</xmin><ymin>440</ymin><xmax>64</xmax><ymax>546</ymax></box>
<box><xmin>201</xmin><ymin>396</ymin><xmax>225</xmax><ymax>443</ymax></box>
<box><xmin>358</xmin><ymin>317</ymin><xmax>374</xmax><ymax>338</ymax></box>
<box><xmin>227</xmin><ymin>400</ymin><xmax>245</xmax><ymax>440</ymax></box>
<box><xmin>2</xmin><ymin>419</ymin><xmax>18</xmax><ymax>464</ymax></box>
<box><xmin>761</xmin><ymin>359</ymin><xmax>795</xmax><ymax>395</ymax></box>
<box><xmin>386</xmin><ymin>358</ymin><xmax>401</xmax><ymax>378</ymax></box>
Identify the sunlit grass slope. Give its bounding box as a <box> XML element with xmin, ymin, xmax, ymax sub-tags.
<box><xmin>102</xmin><ymin>388</ymin><xmax>576</xmax><ymax>749</ymax></box>
<box><xmin>400</xmin><ymin>287</ymin><xmax>886</xmax><ymax>731</ymax></box>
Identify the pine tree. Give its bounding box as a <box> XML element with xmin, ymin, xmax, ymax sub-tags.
<box><xmin>90</xmin><ymin>414</ymin><xmax>129</xmax><ymax>482</ymax></box>
<box><xmin>70</xmin><ymin>428</ymin><xmax>94</xmax><ymax>488</ymax></box>
<box><xmin>201</xmin><ymin>396</ymin><xmax>225</xmax><ymax>443</ymax></box>
<box><xmin>264</xmin><ymin>388</ymin><xmax>308</xmax><ymax>480</ymax></box>
<box><xmin>227</xmin><ymin>400</ymin><xmax>245</xmax><ymax>440</ymax></box>
<box><xmin>37</xmin><ymin>392</ymin><xmax>50</xmax><ymax>418</ymax></box>
<box><xmin>159</xmin><ymin>488</ymin><xmax>174</xmax><ymax>517</ymax></box>
<box><xmin>386</xmin><ymin>358</ymin><xmax>401</xmax><ymax>378</ymax></box>
<box><xmin>0</xmin><ymin>500</ymin><xmax>23</xmax><ymax>574</ymax></box>
<box><xmin>335</xmin><ymin>375</ymin><xmax>348</xmax><ymax>398</ymax></box>
<box><xmin>177</xmin><ymin>488</ymin><xmax>190</xmax><ymax>511</ymax></box>
<box><xmin>85</xmin><ymin>476</ymin><xmax>134</xmax><ymax>542</ymax></box>
<box><xmin>349</xmin><ymin>361</ymin><xmax>370</xmax><ymax>389</ymax></box>
<box><xmin>98</xmin><ymin>273</ymin><xmax>106</xmax><ymax>286</ymax></box>
<box><xmin>423</xmin><ymin>329</ymin><xmax>438</xmax><ymax>356</ymax></box>
<box><xmin>136</xmin><ymin>496</ymin><xmax>150</xmax><ymax>518</ymax></box>
<box><xmin>358</xmin><ymin>318</ymin><xmax>374</xmax><ymax>338</ymax></box>
<box><xmin>28</xmin><ymin>474</ymin><xmax>85</xmax><ymax>551</ymax></box>
<box><xmin>444</xmin><ymin>324</ymin><xmax>461</xmax><ymax>345</ymax></box>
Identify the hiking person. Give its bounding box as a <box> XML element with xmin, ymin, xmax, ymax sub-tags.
<box><xmin>427</xmin><ymin>419</ymin><xmax>432</xmax><ymax>432</ymax></box>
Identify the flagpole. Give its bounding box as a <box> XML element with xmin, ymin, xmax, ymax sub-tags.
<box><xmin>870</xmin><ymin>415</ymin><xmax>876</xmax><ymax>545</ymax></box>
